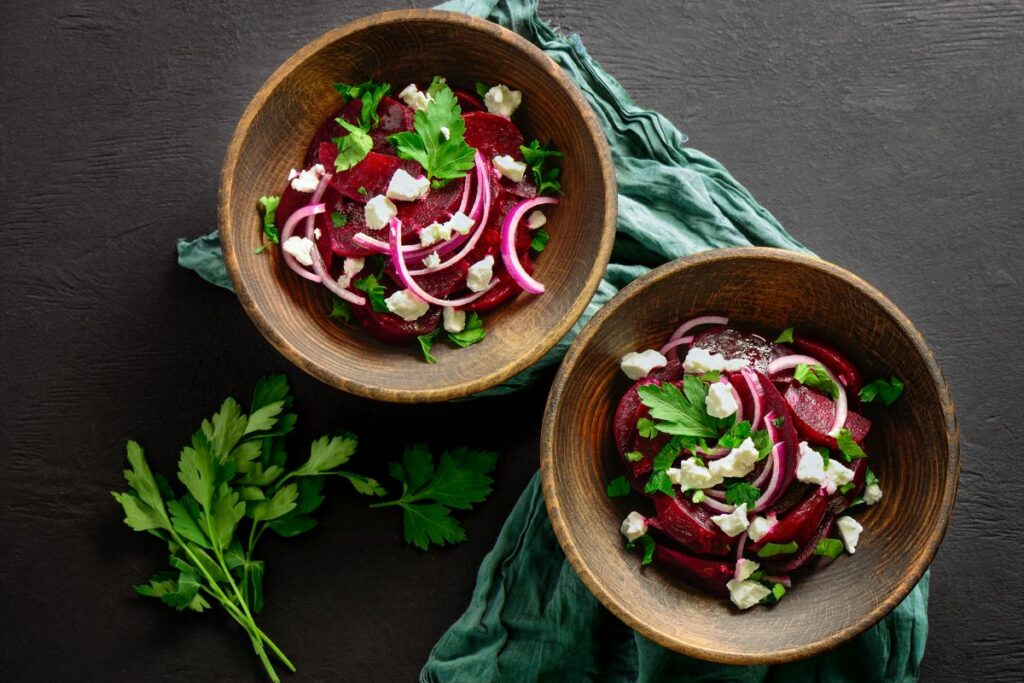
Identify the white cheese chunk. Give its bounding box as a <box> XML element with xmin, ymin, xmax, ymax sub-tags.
<box><xmin>446</xmin><ymin>211</ymin><xmax>475</xmax><ymax>236</ymax></box>
<box><xmin>466</xmin><ymin>255</ymin><xmax>495</xmax><ymax>292</ymax></box>
<box><xmin>421</xmin><ymin>251</ymin><xmax>441</xmax><ymax>270</ymax></box>
<box><xmin>384</xmin><ymin>289</ymin><xmax>429</xmax><ymax>321</ymax></box>
<box><xmin>795</xmin><ymin>442</ymin><xmax>854</xmax><ymax>494</ymax></box>
<box><xmin>727</xmin><ymin>579</ymin><xmax>771</xmax><ymax>609</ymax></box>
<box><xmin>705</xmin><ymin>382</ymin><xmax>738</xmax><ymax>418</ymax></box>
<box><xmin>711</xmin><ymin>503</ymin><xmax>749</xmax><ymax>537</ymax></box>
<box><xmin>735</xmin><ymin>558</ymin><xmax>759</xmax><ymax>582</ymax></box>
<box><xmin>386</xmin><ymin>168</ymin><xmax>430</xmax><ymax>202</ymax></box>
<box><xmin>313</xmin><ymin>227</ymin><xmax>322</xmax><ymax>240</ymax></box>
<box><xmin>667</xmin><ymin>457</ymin><xmax>718</xmax><ymax>490</ymax></box>
<box><xmin>492</xmin><ymin>154</ymin><xmax>527</xmax><ymax>182</ymax></box>
<box><xmin>398</xmin><ymin>83</ymin><xmax>432</xmax><ymax>112</ymax></box>
<box><xmin>336</xmin><ymin>256</ymin><xmax>365</xmax><ymax>289</ymax></box>
<box><xmin>364</xmin><ymin>195</ymin><xmax>397</xmax><ymax>231</ymax></box>
<box><xmin>440</xmin><ymin>126</ymin><xmax>451</xmax><ymax>140</ymax></box>
<box><xmin>747</xmin><ymin>515</ymin><xmax>775</xmax><ymax>542</ymax></box>
<box><xmin>863</xmin><ymin>482</ymin><xmax>883</xmax><ymax>506</ymax></box>
<box><xmin>708</xmin><ymin>438</ymin><xmax>759</xmax><ymax>481</ymax></box>
<box><xmin>723</xmin><ymin>358</ymin><xmax>750</xmax><ymax>372</ymax></box>
<box><xmin>619</xmin><ymin>349</ymin><xmax>668</xmax><ymax>380</ymax></box>
<box><xmin>483</xmin><ymin>84</ymin><xmax>523</xmax><ymax>118</ymax></box>
<box><xmin>836</xmin><ymin>516</ymin><xmax>863</xmax><ymax>554</ymax></box>
<box><xmin>443</xmin><ymin>307</ymin><xmax>466</xmax><ymax>334</ymax></box>
<box><xmin>526</xmin><ymin>210</ymin><xmax>547</xmax><ymax>229</ymax></box>
<box><xmin>281</xmin><ymin>236</ymin><xmax>316</xmax><ymax>267</ymax></box>
<box><xmin>682</xmin><ymin>346</ymin><xmax>747</xmax><ymax>374</ymax></box>
<box><xmin>620</xmin><ymin>511</ymin><xmax>648</xmax><ymax>542</ymax></box>
<box><xmin>289</xmin><ymin>164</ymin><xmax>325</xmax><ymax>193</ymax></box>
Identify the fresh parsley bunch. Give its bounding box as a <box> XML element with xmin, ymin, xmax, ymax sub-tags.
<box><xmin>111</xmin><ymin>375</ymin><xmax>383</xmax><ymax>682</ymax></box>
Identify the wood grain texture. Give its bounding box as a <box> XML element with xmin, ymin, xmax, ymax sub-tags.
<box><xmin>219</xmin><ymin>10</ymin><xmax>616</xmax><ymax>402</ymax></box>
<box><xmin>1</xmin><ymin>0</ymin><xmax>1021</xmax><ymax>680</ymax></box>
<box><xmin>541</xmin><ymin>248</ymin><xmax>959</xmax><ymax>664</ymax></box>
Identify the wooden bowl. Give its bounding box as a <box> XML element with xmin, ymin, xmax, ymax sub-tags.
<box><xmin>219</xmin><ymin>10</ymin><xmax>615</xmax><ymax>402</ymax></box>
<box><xmin>541</xmin><ymin>248</ymin><xmax>959</xmax><ymax>663</ymax></box>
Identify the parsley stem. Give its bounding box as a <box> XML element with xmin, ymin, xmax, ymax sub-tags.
<box><xmin>367</xmin><ymin>499</ymin><xmax>401</xmax><ymax>509</ymax></box>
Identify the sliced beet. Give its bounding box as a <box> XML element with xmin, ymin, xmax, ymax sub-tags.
<box><xmin>792</xmin><ymin>333</ymin><xmax>863</xmax><ymax>396</ymax></box>
<box><xmin>693</xmin><ymin>327</ymin><xmax>788</xmax><ymax>374</ymax></box>
<box><xmin>828</xmin><ymin>457</ymin><xmax>867</xmax><ymax>516</ymax></box>
<box><xmin>651</xmin><ymin>545</ymin><xmax>734</xmax><ymax>597</ymax></box>
<box><xmin>462</xmin><ymin>111</ymin><xmax>525</xmax><ymax>158</ymax></box>
<box><xmin>761</xmin><ymin>515</ymin><xmax>835</xmax><ymax>575</ymax></box>
<box><xmin>384</xmin><ymin>258</ymin><xmax>469</xmax><ymax>298</ymax></box>
<box><xmin>756</xmin><ymin>370</ymin><xmax>800</xmax><ymax>503</ymax></box>
<box><xmin>327</xmin><ymin>151</ymin><xmax>421</xmax><ymax>202</ymax></box>
<box><xmin>462</xmin><ymin>253</ymin><xmax>533</xmax><ymax>313</ymax></box>
<box><xmin>453</xmin><ymin>89</ymin><xmax>485</xmax><ymax>112</ymax></box>
<box><xmin>784</xmin><ymin>383</ymin><xmax>872</xmax><ymax>449</ymax></box>
<box><xmin>274</xmin><ymin>185</ymin><xmax>313</xmax><ymax>232</ymax></box>
<box><xmin>395</xmin><ymin>176</ymin><xmax>466</xmax><ymax>230</ymax></box>
<box><xmin>613</xmin><ymin>362</ymin><xmax>684</xmax><ymax>456</ymax></box>
<box><xmin>499</xmin><ymin>174</ymin><xmax>538</xmax><ymax>199</ymax></box>
<box><xmin>350</xmin><ymin>302</ymin><xmax>441</xmax><ymax>344</ymax></box>
<box><xmin>304</xmin><ymin>97</ymin><xmax>413</xmax><ymax>166</ymax></box>
<box><xmin>651</xmin><ymin>493</ymin><xmax>733</xmax><ymax>556</ymax></box>
<box><xmin>324</xmin><ymin>197</ymin><xmax>376</xmax><ymax>257</ymax></box>
<box><xmin>748</xmin><ymin>487</ymin><xmax>830</xmax><ymax>553</ymax></box>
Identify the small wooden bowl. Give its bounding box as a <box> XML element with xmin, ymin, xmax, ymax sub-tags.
<box><xmin>219</xmin><ymin>10</ymin><xmax>615</xmax><ymax>402</ymax></box>
<box><xmin>541</xmin><ymin>248</ymin><xmax>959</xmax><ymax>663</ymax></box>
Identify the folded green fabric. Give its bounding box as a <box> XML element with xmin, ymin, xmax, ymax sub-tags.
<box><xmin>176</xmin><ymin>0</ymin><xmax>928</xmax><ymax>679</ymax></box>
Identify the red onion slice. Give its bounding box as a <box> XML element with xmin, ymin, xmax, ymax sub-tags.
<box><xmin>734</xmin><ymin>531</ymin><xmax>749</xmax><ymax>573</ymax></box>
<box><xmin>750</xmin><ymin>411</ymin><xmax>787</xmax><ymax>512</ymax></box>
<box><xmin>279</xmin><ymin>204</ymin><xmax>323</xmax><ymax>283</ymax></box>
<box><xmin>388</xmin><ymin>218</ymin><xmax>495</xmax><ymax>307</ymax></box>
<box><xmin>700</xmin><ymin>495</ymin><xmax>735</xmax><ymax>514</ymax></box>
<box><xmin>664</xmin><ymin>315</ymin><xmax>729</xmax><ymax>360</ymax></box>
<box><xmin>302</xmin><ymin>176</ymin><xmax>366</xmax><ymax>306</ymax></box>
<box><xmin>659</xmin><ymin>334</ymin><xmax>695</xmax><ymax>355</ymax></box>
<box><xmin>767</xmin><ymin>353</ymin><xmax>847</xmax><ymax>436</ymax></box>
<box><xmin>500</xmin><ymin>196</ymin><xmax>558</xmax><ymax>295</ymax></box>
<box><xmin>763</xmin><ymin>574</ymin><xmax>792</xmax><ymax>588</ymax></box>
<box><xmin>740</xmin><ymin>367</ymin><xmax>764</xmax><ymax>430</ymax></box>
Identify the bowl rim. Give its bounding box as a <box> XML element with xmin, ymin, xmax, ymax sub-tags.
<box><xmin>540</xmin><ymin>246</ymin><xmax>960</xmax><ymax>664</ymax></box>
<box><xmin>218</xmin><ymin>9</ymin><xmax>617</xmax><ymax>403</ymax></box>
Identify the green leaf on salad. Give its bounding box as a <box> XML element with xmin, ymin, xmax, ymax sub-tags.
<box><xmin>757</xmin><ymin>541</ymin><xmax>799</xmax><ymax>558</ymax></box>
<box><xmin>331</xmin><ymin>211</ymin><xmax>348</xmax><ymax>227</ymax></box>
<box><xmin>624</xmin><ymin>450</ymin><xmax>644</xmax><ymax>463</ymax></box>
<box><xmin>794</xmin><ymin>363</ymin><xmax>840</xmax><ymax>400</ymax></box>
<box><xmin>772</xmin><ymin>416</ymin><xmax>786</xmax><ymax>428</ymax></box>
<box><xmin>606</xmin><ymin>476</ymin><xmax>631</xmax><ymax>498</ymax></box>
<box><xmin>652</xmin><ymin>436</ymin><xmax>684</xmax><ymax>472</ymax></box>
<box><xmin>838</xmin><ymin>482</ymin><xmax>856</xmax><ymax>494</ymax></box>
<box><xmin>636</xmin><ymin>377</ymin><xmax>718</xmax><ymax>438</ymax></box>
<box><xmin>627</xmin><ymin>534</ymin><xmax>656</xmax><ymax>566</ymax></box>
<box><xmin>859</xmin><ymin>376</ymin><xmax>904</xmax><ymax>406</ymax></box>
<box><xmin>447</xmin><ymin>312</ymin><xmax>486</xmax><ymax>348</ymax></box>
<box><xmin>328</xmin><ymin>295</ymin><xmax>352</xmax><ymax>322</ymax></box>
<box><xmin>699</xmin><ymin>370</ymin><xmax>721</xmax><ymax>382</ymax></box>
<box><xmin>724</xmin><ymin>482</ymin><xmax>760</xmax><ymax>507</ymax></box>
<box><xmin>389</xmin><ymin>86</ymin><xmax>476</xmax><ymax>186</ymax></box>
<box><xmin>751</xmin><ymin>429</ymin><xmax>773</xmax><ymax>461</ymax></box>
<box><xmin>332</xmin><ymin>118</ymin><xmax>374</xmax><ymax>172</ymax></box>
<box><xmin>691</xmin><ymin>490</ymin><xmax>705</xmax><ymax>503</ymax></box>
<box><xmin>865</xmin><ymin>468</ymin><xmax>879</xmax><ymax>486</ymax></box>
<box><xmin>717</xmin><ymin>419</ymin><xmax>752</xmax><ymax>449</ymax></box>
<box><xmin>425</xmin><ymin>76</ymin><xmax>448</xmax><ymax>98</ymax></box>
<box><xmin>258</xmin><ymin>195</ymin><xmax>280</xmax><ymax>245</ymax></box>
<box><xmin>774</xmin><ymin>327</ymin><xmax>794</xmax><ymax>344</ymax></box>
<box><xmin>358</xmin><ymin>186</ymin><xmax>368</xmax><ymax>196</ymax></box>
<box><xmin>636</xmin><ymin>418</ymin><xmax>658</xmax><ymax>439</ymax></box>
<box><xmin>332</xmin><ymin>79</ymin><xmax>391</xmax><ymax>129</ymax></box>
<box><xmin>836</xmin><ymin>428</ymin><xmax>867</xmax><ymax>462</ymax></box>
<box><xmin>644</xmin><ymin>470</ymin><xmax>675</xmax><ymax>497</ymax></box>
<box><xmin>813</xmin><ymin>538</ymin><xmax>845</xmax><ymax>559</ymax></box>
<box><xmin>475</xmin><ymin>81</ymin><xmax>489</xmax><ymax>99</ymax></box>
<box><xmin>418</xmin><ymin>329</ymin><xmax>441</xmax><ymax>364</ymax></box>
<box><xmin>354</xmin><ymin>273</ymin><xmax>389</xmax><ymax>313</ymax></box>
<box><xmin>815</xmin><ymin>446</ymin><xmax>831</xmax><ymax>468</ymax></box>
<box><xmin>530</xmin><ymin>228</ymin><xmax>549</xmax><ymax>253</ymax></box>
<box><xmin>760</xmin><ymin>582</ymin><xmax>787</xmax><ymax>604</ymax></box>
<box><xmin>520</xmin><ymin>139</ymin><xmax>564</xmax><ymax>195</ymax></box>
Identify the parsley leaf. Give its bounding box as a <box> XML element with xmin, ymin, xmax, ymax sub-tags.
<box><xmin>699</xmin><ymin>370</ymin><xmax>721</xmax><ymax>382</ymax></box>
<box><xmin>717</xmin><ymin>419</ymin><xmax>752</xmax><ymax>449</ymax></box>
<box><xmin>425</xmin><ymin>75</ymin><xmax>448</xmax><ymax>98</ymax></box>
<box><xmin>418</xmin><ymin>329</ymin><xmax>441</xmax><ymax>364</ymax></box>
<box><xmin>652</xmin><ymin>436</ymin><xmax>684</xmax><ymax>472</ymax></box>
<box><xmin>328</xmin><ymin>295</ymin><xmax>352</xmax><ymax>322</ymax></box>
<box><xmin>389</xmin><ymin>86</ymin><xmax>476</xmax><ymax>186</ymax></box>
<box><xmin>774</xmin><ymin>327</ymin><xmax>794</xmax><ymax>343</ymax></box>
<box><xmin>258</xmin><ymin>196</ymin><xmax>280</xmax><ymax>245</ymax></box>
<box><xmin>644</xmin><ymin>470</ymin><xmax>675</xmax><ymax>496</ymax></box>
<box><xmin>626</xmin><ymin>534</ymin><xmax>656</xmax><ymax>566</ymax></box>
<box><xmin>475</xmin><ymin>81</ymin><xmax>489</xmax><ymax>99</ymax></box>
<box><xmin>332</xmin><ymin>118</ymin><xmax>374</xmax><ymax>172</ymax></box>
<box><xmin>757</xmin><ymin>541</ymin><xmax>799</xmax><ymax>558</ymax></box>
<box><xmin>369</xmin><ymin>443</ymin><xmax>498</xmax><ymax>550</ymax></box>
<box><xmin>354</xmin><ymin>273</ymin><xmax>389</xmax><ymax>313</ymax></box>
<box><xmin>520</xmin><ymin>139</ymin><xmax>564</xmax><ymax>195</ymax></box>
<box><xmin>815</xmin><ymin>446</ymin><xmax>831</xmax><ymax>468</ymax></box>
<box><xmin>772</xmin><ymin>416</ymin><xmax>786</xmax><ymax>428</ymax></box>
<box><xmin>836</xmin><ymin>429</ymin><xmax>867</xmax><ymax>461</ymax></box>
<box><xmin>813</xmin><ymin>538</ymin><xmax>845</xmax><ymax>559</ymax></box>
<box><xmin>624</xmin><ymin>450</ymin><xmax>644</xmax><ymax>463</ymax></box>
<box><xmin>332</xmin><ymin>79</ymin><xmax>391</xmax><ymax>129</ymax></box>
<box><xmin>760</xmin><ymin>582</ymin><xmax>787</xmax><ymax>604</ymax></box>
<box><xmin>606</xmin><ymin>476</ymin><xmax>631</xmax><ymax>497</ymax></box>
<box><xmin>794</xmin><ymin>363</ymin><xmax>840</xmax><ymax>399</ymax></box>
<box><xmin>859</xmin><ymin>376</ymin><xmax>904</xmax><ymax>406</ymax></box>
<box><xmin>530</xmin><ymin>227</ymin><xmax>549</xmax><ymax>253</ymax></box>
<box><xmin>636</xmin><ymin>418</ymin><xmax>658</xmax><ymax>439</ymax></box>
<box><xmin>751</xmin><ymin>429</ymin><xmax>773</xmax><ymax>461</ymax></box>
<box><xmin>331</xmin><ymin>211</ymin><xmax>348</xmax><ymax>227</ymax></box>
<box><xmin>725</xmin><ymin>482</ymin><xmax>760</xmax><ymax>507</ymax></box>
<box><xmin>691</xmin><ymin>490</ymin><xmax>706</xmax><ymax>503</ymax></box>
<box><xmin>838</xmin><ymin>482</ymin><xmax>856</xmax><ymax>494</ymax></box>
<box><xmin>447</xmin><ymin>312</ymin><xmax>486</xmax><ymax>348</ymax></box>
<box><xmin>636</xmin><ymin>378</ymin><xmax>718</xmax><ymax>438</ymax></box>
<box><xmin>865</xmin><ymin>468</ymin><xmax>879</xmax><ymax>486</ymax></box>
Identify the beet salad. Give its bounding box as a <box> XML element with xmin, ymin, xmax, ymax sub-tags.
<box><xmin>256</xmin><ymin>77</ymin><xmax>564</xmax><ymax>361</ymax></box>
<box><xmin>608</xmin><ymin>316</ymin><xmax>904</xmax><ymax>609</ymax></box>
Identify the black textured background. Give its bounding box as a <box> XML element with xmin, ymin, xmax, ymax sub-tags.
<box><xmin>2</xmin><ymin>1</ymin><xmax>1022</xmax><ymax>681</ymax></box>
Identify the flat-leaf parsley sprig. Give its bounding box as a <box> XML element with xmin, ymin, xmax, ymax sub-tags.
<box><xmin>111</xmin><ymin>375</ymin><xmax>383</xmax><ymax>682</ymax></box>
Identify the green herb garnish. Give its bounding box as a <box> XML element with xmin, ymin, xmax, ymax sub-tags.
<box><xmin>760</xmin><ymin>582</ymin><xmax>787</xmax><ymax>604</ymax></box>
<box><xmin>357</xmin><ymin>186</ymin><xmax>368</xmax><ymax>196</ymax></box>
<box><xmin>328</xmin><ymin>295</ymin><xmax>352</xmax><ymax>322</ymax></box>
<box><xmin>757</xmin><ymin>541</ymin><xmax>799</xmax><ymax>558</ymax></box>
<box><xmin>447</xmin><ymin>312</ymin><xmax>486</xmax><ymax>348</ymax></box>
<box><xmin>417</xmin><ymin>329</ymin><xmax>442</xmax><ymax>364</ymax></box>
<box><xmin>354</xmin><ymin>273</ymin><xmax>388</xmax><ymax>313</ymax></box>
<box><xmin>644</xmin><ymin>470</ymin><xmax>675</xmax><ymax>496</ymax></box>
<box><xmin>652</xmin><ymin>435</ymin><xmax>684</xmax><ymax>472</ymax></box>
<box><xmin>774</xmin><ymin>327</ymin><xmax>794</xmax><ymax>343</ymax></box>
<box><xmin>626</xmin><ymin>534</ymin><xmax>656</xmax><ymax>565</ymax></box>
<box><xmin>331</xmin><ymin>211</ymin><xmax>348</xmax><ymax>227</ymax></box>
<box><xmin>751</xmin><ymin>429</ymin><xmax>773</xmax><ymax>460</ymax></box>
<box><xmin>624</xmin><ymin>450</ymin><xmax>644</xmax><ymax>463</ymax></box>
<box><xmin>636</xmin><ymin>377</ymin><xmax>718</xmax><ymax>438</ymax></box>
<box><xmin>425</xmin><ymin>75</ymin><xmax>448</xmax><ymax>98</ymax></box>
<box><xmin>389</xmin><ymin>86</ymin><xmax>476</xmax><ymax>187</ymax></box>
<box><xmin>257</xmin><ymin>195</ymin><xmax>281</xmax><ymax>247</ymax></box>
<box><xmin>699</xmin><ymin>370</ymin><xmax>721</xmax><ymax>382</ymax></box>
<box><xmin>717</xmin><ymin>419</ymin><xmax>752</xmax><ymax>449</ymax></box>
<box><xmin>815</xmin><ymin>446</ymin><xmax>831</xmax><ymax>468</ymax></box>
<box><xmin>636</xmin><ymin>418</ymin><xmax>658</xmax><ymax>439</ymax></box>
<box><xmin>724</xmin><ymin>482</ymin><xmax>760</xmax><ymax>507</ymax></box>
<box><xmin>520</xmin><ymin>139</ymin><xmax>564</xmax><ymax>195</ymax></box>
<box><xmin>606</xmin><ymin>476</ymin><xmax>631</xmax><ymax>498</ymax></box>
<box><xmin>794</xmin><ymin>363</ymin><xmax>840</xmax><ymax>400</ymax></box>
<box><xmin>368</xmin><ymin>443</ymin><xmax>497</xmax><ymax>550</ymax></box>
<box><xmin>530</xmin><ymin>228</ymin><xmax>550</xmax><ymax>253</ymax></box>
<box><xmin>330</xmin><ymin>80</ymin><xmax>390</xmax><ymax>170</ymax></box>
<box><xmin>332</xmin><ymin>119</ymin><xmax>374</xmax><ymax>172</ymax></box>
<box><xmin>859</xmin><ymin>376</ymin><xmax>904</xmax><ymax>406</ymax></box>
<box><xmin>475</xmin><ymin>81</ymin><xmax>489</xmax><ymax>99</ymax></box>
<box><xmin>691</xmin><ymin>490</ymin><xmax>706</xmax><ymax>503</ymax></box>
<box><xmin>836</xmin><ymin>428</ymin><xmax>867</xmax><ymax>461</ymax></box>
<box><xmin>772</xmin><ymin>416</ymin><xmax>785</xmax><ymax>428</ymax></box>
<box><xmin>838</xmin><ymin>482</ymin><xmax>856</xmax><ymax>494</ymax></box>
<box><xmin>813</xmin><ymin>538</ymin><xmax>845</xmax><ymax>559</ymax></box>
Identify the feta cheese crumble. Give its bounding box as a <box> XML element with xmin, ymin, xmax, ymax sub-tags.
<box><xmin>708</xmin><ymin>437</ymin><xmax>759</xmax><ymax>481</ymax></box>
<box><xmin>727</xmin><ymin>579</ymin><xmax>771</xmax><ymax>610</ymax></box>
<box><xmin>386</xmin><ymin>168</ymin><xmax>430</xmax><ymax>202</ymax></box>
<box><xmin>398</xmin><ymin>83</ymin><xmax>432</xmax><ymax>112</ymax></box>
<box><xmin>735</xmin><ymin>558</ymin><xmax>759</xmax><ymax>582</ymax></box>
<box><xmin>620</xmin><ymin>511</ymin><xmax>647</xmax><ymax>542</ymax></box>
<box><xmin>281</xmin><ymin>236</ymin><xmax>316</xmax><ymax>267</ymax></box>
<box><xmin>619</xmin><ymin>349</ymin><xmax>668</xmax><ymax>380</ymax></box>
<box><xmin>836</xmin><ymin>516</ymin><xmax>863</xmax><ymax>554</ymax></box>
<box><xmin>418</xmin><ymin>222</ymin><xmax>452</xmax><ymax>247</ymax></box>
<box><xmin>526</xmin><ymin>210</ymin><xmax>547</xmax><ymax>229</ymax></box>
<box><xmin>336</xmin><ymin>256</ymin><xmax>365</xmax><ymax>289</ymax></box>
<box><xmin>446</xmin><ymin>211</ymin><xmax>475</xmax><ymax>236</ymax></box>
<box><xmin>705</xmin><ymin>382</ymin><xmax>738</xmax><ymax>418</ymax></box>
<box><xmin>384</xmin><ymin>289</ymin><xmax>429</xmax><ymax>321</ymax></box>
<box><xmin>289</xmin><ymin>164</ymin><xmax>325</xmax><ymax>193</ymax></box>
<box><xmin>492</xmin><ymin>155</ymin><xmax>527</xmax><ymax>182</ymax></box>
<box><xmin>313</xmin><ymin>228</ymin><xmax>322</xmax><ymax>240</ymax></box>
<box><xmin>667</xmin><ymin>457</ymin><xmax>718</xmax><ymax>490</ymax></box>
<box><xmin>443</xmin><ymin>307</ymin><xmax>466</xmax><ymax>333</ymax></box>
<box><xmin>747</xmin><ymin>515</ymin><xmax>775</xmax><ymax>542</ymax></box>
<box><xmin>795</xmin><ymin>442</ymin><xmax>854</xmax><ymax>494</ymax></box>
<box><xmin>711</xmin><ymin>503</ymin><xmax>749</xmax><ymax>537</ymax></box>
<box><xmin>483</xmin><ymin>84</ymin><xmax>523</xmax><ymax>118</ymax></box>
<box><xmin>681</xmin><ymin>347</ymin><xmax>748</xmax><ymax>374</ymax></box>
<box><xmin>863</xmin><ymin>481</ymin><xmax>883</xmax><ymax>506</ymax></box>
<box><xmin>440</xmin><ymin>126</ymin><xmax>451</xmax><ymax>140</ymax></box>
<box><xmin>364</xmin><ymin>195</ymin><xmax>397</xmax><ymax>231</ymax></box>
<box><xmin>466</xmin><ymin>255</ymin><xmax>495</xmax><ymax>292</ymax></box>
<box><xmin>421</xmin><ymin>251</ymin><xmax>441</xmax><ymax>270</ymax></box>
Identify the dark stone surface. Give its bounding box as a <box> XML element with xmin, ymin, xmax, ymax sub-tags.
<box><xmin>1</xmin><ymin>1</ymin><xmax>1021</xmax><ymax>680</ymax></box>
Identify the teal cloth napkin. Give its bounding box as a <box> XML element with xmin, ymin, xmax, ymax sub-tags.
<box><xmin>177</xmin><ymin>1</ymin><xmax>929</xmax><ymax>679</ymax></box>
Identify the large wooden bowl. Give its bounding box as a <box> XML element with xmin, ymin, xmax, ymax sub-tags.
<box><xmin>541</xmin><ymin>248</ymin><xmax>959</xmax><ymax>663</ymax></box>
<box><xmin>219</xmin><ymin>10</ymin><xmax>615</xmax><ymax>402</ymax></box>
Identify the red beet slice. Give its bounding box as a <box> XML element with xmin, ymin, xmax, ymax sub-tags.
<box><xmin>651</xmin><ymin>493</ymin><xmax>733</xmax><ymax>556</ymax></box>
<box><xmin>756</xmin><ymin>370</ymin><xmax>800</xmax><ymax>503</ymax></box>
<box><xmin>463</xmin><ymin>111</ymin><xmax>525</xmax><ymax>158</ymax></box>
<box><xmin>761</xmin><ymin>515</ymin><xmax>836</xmax><ymax>575</ymax></box>
<box><xmin>395</xmin><ymin>176</ymin><xmax>466</xmax><ymax>230</ymax></box>
<box><xmin>651</xmin><ymin>545</ymin><xmax>734</xmax><ymax>597</ymax></box>
<box><xmin>384</xmin><ymin>259</ymin><xmax>469</xmax><ymax>298</ymax></box>
<box><xmin>325</xmin><ymin>150</ymin><xmax>421</xmax><ymax>202</ymax></box>
<box><xmin>693</xmin><ymin>327</ymin><xmax>789</xmax><ymax>374</ymax></box>
<box><xmin>749</xmin><ymin>487</ymin><xmax>831</xmax><ymax>553</ymax></box>
<box><xmin>453</xmin><ymin>89</ymin><xmax>485</xmax><ymax>112</ymax></box>
<box><xmin>499</xmin><ymin>174</ymin><xmax>538</xmax><ymax>199</ymax></box>
<box><xmin>274</xmin><ymin>185</ymin><xmax>313</xmax><ymax>232</ymax></box>
<box><xmin>351</xmin><ymin>302</ymin><xmax>441</xmax><ymax>344</ymax></box>
<box><xmin>305</xmin><ymin>97</ymin><xmax>414</xmax><ymax>166</ymax></box>
<box><xmin>462</xmin><ymin>253</ymin><xmax>534</xmax><ymax>313</ymax></box>
<box><xmin>784</xmin><ymin>383</ymin><xmax>872</xmax><ymax>449</ymax></box>
<box><xmin>613</xmin><ymin>362</ymin><xmax>685</xmax><ymax>456</ymax></box>
<box><xmin>792</xmin><ymin>334</ymin><xmax>863</xmax><ymax>396</ymax></box>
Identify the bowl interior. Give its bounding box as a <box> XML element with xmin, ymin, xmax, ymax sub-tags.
<box><xmin>541</xmin><ymin>248</ymin><xmax>958</xmax><ymax>663</ymax></box>
<box><xmin>220</xmin><ymin>11</ymin><xmax>614</xmax><ymax>402</ymax></box>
